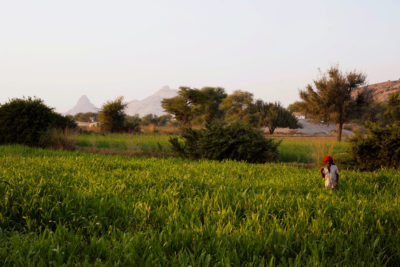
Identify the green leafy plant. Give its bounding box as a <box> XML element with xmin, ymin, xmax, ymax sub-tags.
<box><xmin>349</xmin><ymin>122</ymin><xmax>400</xmax><ymax>170</ymax></box>
<box><xmin>0</xmin><ymin>97</ymin><xmax>76</xmax><ymax>147</ymax></box>
<box><xmin>170</xmin><ymin>122</ymin><xmax>280</xmax><ymax>163</ymax></box>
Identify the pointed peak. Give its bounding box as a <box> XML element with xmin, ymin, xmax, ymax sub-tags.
<box><xmin>79</xmin><ymin>94</ymin><xmax>89</xmax><ymax>100</ymax></box>
<box><xmin>66</xmin><ymin>95</ymin><xmax>99</xmax><ymax>115</ymax></box>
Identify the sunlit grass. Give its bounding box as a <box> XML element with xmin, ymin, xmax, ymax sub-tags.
<box><xmin>75</xmin><ymin>133</ymin><xmax>349</xmax><ymax>165</ymax></box>
<box><xmin>0</xmin><ymin>145</ymin><xmax>399</xmax><ymax>265</ymax></box>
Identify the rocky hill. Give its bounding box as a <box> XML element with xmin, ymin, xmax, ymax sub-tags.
<box><xmin>355</xmin><ymin>79</ymin><xmax>400</xmax><ymax>102</ymax></box>
<box><xmin>65</xmin><ymin>95</ymin><xmax>99</xmax><ymax>115</ymax></box>
<box><xmin>125</xmin><ymin>86</ymin><xmax>177</xmax><ymax>116</ymax></box>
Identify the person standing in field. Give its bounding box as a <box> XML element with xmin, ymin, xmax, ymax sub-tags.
<box><xmin>320</xmin><ymin>156</ymin><xmax>339</xmax><ymax>189</ymax></box>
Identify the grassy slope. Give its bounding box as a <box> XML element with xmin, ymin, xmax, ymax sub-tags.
<box><xmin>0</xmin><ymin>145</ymin><xmax>399</xmax><ymax>265</ymax></box>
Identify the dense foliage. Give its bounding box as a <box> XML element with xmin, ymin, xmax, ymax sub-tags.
<box><xmin>0</xmin><ymin>97</ymin><xmax>76</xmax><ymax>147</ymax></box>
<box><xmin>162</xmin><ymin>87</ymin><xmax>227</xmax><ymax>127</ymax></box>
<box><xmin>291</xmin><ymin>66</ymin><xmax>371</xmax><ymax>141</ymax></box>
<box><xmin>385</xmin><ymin>91</ymin><xmax>400</xmax><ymax>122</ymax></box>
<box><xmin>99</xmin><ymin>97</ymin><xmax>127</xmax><ymax>133</ymax></box>
<box><xmin>219</xmin><ymin>90</ymin><xmax>254</xmax><ymax>124</ymax></box>
<box><xmin>170</xmin><ymin>122</ymin><xmax>280</xmax><ymax>163</ymax></box>
<box><xmin>162</xmin><ymin>88</ymin><xmax>299</xmax><ymax>133</ymax></box>
<box><xmin>123</xmin><ymin>115</ymin><xmax>141</xmax><ymax>133</ymax></box>
<box><xmin>0</xmin><ymin>145</ymin><xmax>399</xmax><ymax>265</ymax></box>
<box><xmin>349</xmin><ymin>122</ymin><xmax>400</xmax><ymax>171</ymax></box>
<box><xmin>252</xmin><ymin>101</ymin><xmax>300</xmax><ymax>134</ymax></box>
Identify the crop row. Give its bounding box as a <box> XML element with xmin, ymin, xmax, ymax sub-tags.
<box><xmin>0</xmin><ymin>145</ymin><xmax>399</xmax><ymax>265</ymax></box>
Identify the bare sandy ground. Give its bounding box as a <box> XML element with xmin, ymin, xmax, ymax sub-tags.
<box><xmin>270</xmin><ymin>119</ymin><xmax>353</xmax><ymax>136</ymax></box>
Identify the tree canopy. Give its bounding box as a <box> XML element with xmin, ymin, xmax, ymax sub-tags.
<box><xmin>219</xmin><ymin>90</ymin><xmax>254</xmax><ymax>124</ymax></box>
<box><xmin>162</xmin><ymin>86</ymin><xmax>227</xmax><ymax>127</ymax></box>
<box><xmin>261</xmin><ymin>102</ymin><xmax>300</xmax><ymax>134</ymax></box>
<box><xmin>162</xmin><ymin>87</ymin><xmax>299</xmax><ymax>133</ymax></box>
<box><xmin>99</xmin><ymin>97</ymin><xmax>127</xmax><ymax>133</ymax></box>
<box><xmin>292</xmin><ymin>66</ymin><xmax>370</xmax><ymax>141</ymax></box>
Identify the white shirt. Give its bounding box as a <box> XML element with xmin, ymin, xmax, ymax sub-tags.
<box><xmin>323</xmin><ymin>165</ymin><xmax>339</xmax><ymax>189</ymax></box>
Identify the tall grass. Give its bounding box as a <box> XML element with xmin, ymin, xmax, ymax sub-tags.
<box><xmin>74</xmin><ymin>133</ymin><xmax>173</xmax><ymax>156</ymax></box>
<box><xmin>39</xmin><ymin>128</ymin><xmax>76</xmax><ymax>150</ymax></box>
<box><xmin>0</xmin><ymin>145</ymin><xmax>399</xmax><ymax>265</ymax></box>
<box><xmin>277</xmin><ymin>138</ymin><xmax>347</xmax><ymax>166</ymax></box>
<box><xmin>74</xmin><ymin>133</ymin><xmax>349</xmax><ymax>164</ymax></box>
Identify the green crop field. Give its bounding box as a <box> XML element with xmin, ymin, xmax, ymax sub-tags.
<box><xmin>74</xmin><ymin>134</ymin><xmax>174</xmax><ymax>157</ymax></box>
<box><xmin>1</xmin><ymin>145</ymin><xmax>399</xmax><ymax>266</ymax></box>
<box><xmin>74</xmin><ymin>133</ymin><xmax>348</xmax><ymax>165</ymax></box>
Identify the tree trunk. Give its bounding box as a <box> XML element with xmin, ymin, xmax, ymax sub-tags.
<box><xmin>269</xmin><ymin>126</ymin><xmax>275</xmax><ymax>135</ymax></box>
<box><xmin>337</xmin><ymin>122</ymin><xmax>343</xmax><ymax>142</ymax></box>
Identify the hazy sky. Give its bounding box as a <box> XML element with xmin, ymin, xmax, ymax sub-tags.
<box><xmin>1</xmin><ymin>0</ymin><xmax>399</xmax><ymax>112</ymax></box>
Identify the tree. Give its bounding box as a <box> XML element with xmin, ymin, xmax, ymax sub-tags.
<box><xmin>249</xmin><ymin>101</ymin><xmax>300</xmax><ymax>134</ymax></box>
<box><xmin>99</xmin><ymin>97</ymin><xmax>127</xmax><ymax>133</ymax></box>
<box><xmin>141</xmin><ymin>114</ymin><xmax>158</xmax><ymax>126</ymax></box>
<box><xmin>157</xmin><ymin>114</ymin><xmax>172</xmax><ymax>126</ymax></box>
<box><xmin>385</xmin><ymin>91</ymin><xmax>400</xmax><ymax>122</ymax></box>
<box><xmin>161</xmin><ymin>93</ymin><xmax>193</xmax><ymax>128</ymax></box>
<box><xmin>191</xmin><ymin>87</ymin><xmax>227</xmax><ymax>124</ymax></box>
<box><xmin>162</xmin><ymin>86</ymin><xmax>227</xmax><ymax>127</ymax></box>
<box><xmin>293</xmin><ymin>66</ymin><xmax>370</xmax><ymax>141</ymax></box>
<box><xmin>220</xmin><ymin>90</ymin><xmax>254</xmax><ymax>124</ymax></box>
<box><xmin>0</xmin><ymin>97</ymin><xmax>76</xmax><ymax>146</ymax></box>
<box><xmin>124</xmin><ymin>115</ymin><xmax>141</xmax><ymax>133</ymax></box>
<box><xmin>263</xmin><ymin>103</ymin><xmax>300</xmax><ymax>134</ymax></box>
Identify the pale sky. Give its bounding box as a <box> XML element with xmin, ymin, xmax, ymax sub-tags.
<box><xmin>1</xmin><ymin>0</ymin><xmax>399</xmax><ymax>112</ymax></box>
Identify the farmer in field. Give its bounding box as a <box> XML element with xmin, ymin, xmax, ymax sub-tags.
<box><xmin>320</xmin><ymin>156</ymin><xmax>339</xmax><ymax>189</ymax></box>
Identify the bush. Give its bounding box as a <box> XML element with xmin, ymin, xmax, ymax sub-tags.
<box><xmin>349</xmin><ymin>122</ymin><xmax>400</xmax><ymax>171</ymax></box>
<box><xmin>124</xmin><ymin>115</ymin><xmax>141</xmax><ymax>133</ymax></box>
<box><xmin>39</xmin><ymin>128</ymin><xmax>76</xmax><ymax>150</ymax></box>
<box><xmin>0</xmin><ymin>97</ymin><xmax>76</xmax><ymax>147</ymax></box>
<box><xmin>170</xmin><ymin>122</ymin><xmax>280</xmax><ymax>163</ymax></box>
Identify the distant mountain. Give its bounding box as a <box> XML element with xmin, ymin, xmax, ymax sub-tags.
<box><xmin>66</xmin><ymin>95</ymin><xmax>99</xmax><ymax>115</ymax></box>
<box><xmin>355</xmin><ymin>79</ymin><xmax>400</xmax><ymax>102</ymax></box>
<box><xmin>125</xmin><ymin>86</ymin><xmax>177</xmax><ymax>116</ymax></box>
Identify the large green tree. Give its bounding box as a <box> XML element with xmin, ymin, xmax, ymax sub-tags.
<box><xmin>161</xmin><ymin>92</ymin><xmax>193</xmax><ymax>128</ymax></box>
<box><xmin>220</xmin><ymin>90</ymin><xmax>254</xmax><ymax>124</ymax></box>
<box><xmin>263</xmin><ymin>103</ymin><xmax>300</xmax><ymax>134</ymax></box>
<box><xmin>99</xmin><ymin>97</ymin><xmax>127</xmax><ymax>133</ymax></box>
<box><xmin>162</xmin><ymin>86</ymin><xmax>227</xmax><ymax>127</ymax></box>
<box><xmin>191</xmin><ymin>87</ymin><xmax>227</xmax><ymax>124</ymax></box>
<box><xmin>292</xmin><ymin>66</ymin><xmax>370</xmax><ymax>141</ymax></box>
<box><xmin>250</xmin><ymin>101</ymin><xmax>300</xmax><ymax>134</ymax></box>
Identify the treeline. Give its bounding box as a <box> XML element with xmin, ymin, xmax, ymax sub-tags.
<box><xmin>74</xmin><ymin>111</ymin><xmax>175</xmax><ymax>129</ymax></box>
<box><xmin>161</xmin><ymin>87</ymin><xmax>300</xmax><ymax>134</ymax></box>
<box><xmin>78</xmin><ymin>88</ymin><xmax>300</xmax><ymax>134</ymax></box>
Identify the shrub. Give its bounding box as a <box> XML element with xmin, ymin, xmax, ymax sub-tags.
<box><xmin>0</xmin><ymin>97</ymin><xmax>76</xmax><ymax>147</ymax></box>
<box><xmin>170</xmin><ymin>122</ymin><xmax>280</xmax><ymax>163</ymax></box>
<box><xmin>39</xmin><ymin>128</ymin><xmax>76</xmax><ymax>150</ymax></box>
<box><xmin>124</xmin><ymin>115</ymin><xmax>141</xmax><ymax>133</ymax></box>
<box><xmin>349</xmin><ymin>122</ymin><xmax>400</xmax><ymax>171</ymax></box>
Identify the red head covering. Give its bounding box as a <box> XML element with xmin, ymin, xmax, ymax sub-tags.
<box><xmin>324</xmin><ymin>155</ymin><xmax>333</xmax><ymax>163</ymax></box>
